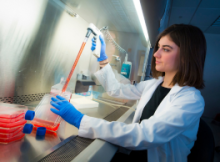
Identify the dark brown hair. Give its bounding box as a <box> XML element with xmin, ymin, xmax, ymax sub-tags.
<box><xmin>151</xmin><ymin>24</ymin><xmax>207</xmax><ymax>89</ymax></box>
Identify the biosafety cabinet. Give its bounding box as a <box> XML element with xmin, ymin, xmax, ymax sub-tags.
<box><xmin>0</xmin><ymin>0</ymin><xmax>169</xmax><ymax>161</ymax></box>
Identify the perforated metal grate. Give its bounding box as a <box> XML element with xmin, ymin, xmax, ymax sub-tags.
<box><xmin>0</xmin><ymin>93</ymin><xmax>49</xmax><ymax>104</ymax></box>
<box><xmin>37</xmin><ymin>107</ymin><xmax>129</xmax><ymax>162</ymax></box>
<box><xmin>39</xmin><ymin>137</ymin><xmax>94</xmax><ymax>162</ymax></box>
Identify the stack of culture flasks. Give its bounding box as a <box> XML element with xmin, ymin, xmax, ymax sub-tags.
<box><xmin>0</xmin><ymin>103</ymin><xmax>35</xmax><ymax>144</ymax></box>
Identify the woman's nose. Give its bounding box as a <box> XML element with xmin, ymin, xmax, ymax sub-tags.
<box><xmin>154</xmin><ymin>48</ymin><xmax>161</xmax><ymax>58</ymax></box>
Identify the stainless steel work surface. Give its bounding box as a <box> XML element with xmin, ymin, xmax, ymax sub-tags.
<box><xmin>36</xmin><ymin>107</ymin><xmax>130</xmax><ymax>162</ymax></box>
<box><xmin>0</xmin><ymin>100</ymin><xmax>120</xmax><ymax>162</ymax></box>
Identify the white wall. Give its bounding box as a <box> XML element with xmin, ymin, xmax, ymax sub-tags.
<box><xmin>201</xmin><ymin>34</ymin><xmax>220</xmax><ymax>118</ymax></box>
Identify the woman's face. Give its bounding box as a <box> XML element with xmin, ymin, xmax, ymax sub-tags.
<box><xmin>153</xmin><ymin>35</ymin><xmax>180</xmax><ymax>74</ymax></box>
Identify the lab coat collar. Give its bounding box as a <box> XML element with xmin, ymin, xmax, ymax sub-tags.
<box><xmin>169</xmin><ymin>83</ymin><xmax>185</xmax><ymax>96</ymax></box>
<box><xmin>158</xmin><ymin>76</ymin><xmax>185</xmax><ymax>95</ymax></box>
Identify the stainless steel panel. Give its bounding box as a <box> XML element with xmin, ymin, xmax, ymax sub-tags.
<box><xmin>0</xmin><ymin>0</ymin><xmax>98</xmax><ymax>99</ymax></box>
<box><xmin>61</xmin><ymin>0</ymin><xmax>140</xmax><ymax>33</ymax></box>
<box><xmin>0</xmin><ymin>0</ymin><xmax>150</xmax><ymax>102</ymax></box>
<box><xmin>71</xmin><ymin>139</ymin><xmax>118</xmax><ymax>162</ymax></box>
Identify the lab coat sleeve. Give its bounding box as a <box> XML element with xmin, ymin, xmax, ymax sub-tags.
<box><xmin>113</xmin><ymin>69</ymin><xmax>131</xmax><ymax>84</ymax></box>
<box><xmin>78</xmin><ymin>90</ymin><xmax>204</xmax><ymax>150</ymax></box>
<box><xmin>94</xmin><ymin>64</ymin><xmax>147</xmax><ymax>100</ymax></box>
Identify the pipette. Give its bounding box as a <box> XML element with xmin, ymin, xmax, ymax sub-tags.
<box><xmin>61</xmin><ymin>38</ymin><xmax>87</xmax><ymax>94</ymax></box>
<box><xmin>61</xmin><ymin>23</ymin><xmax>102</xmax><ymax>94</ymax></box>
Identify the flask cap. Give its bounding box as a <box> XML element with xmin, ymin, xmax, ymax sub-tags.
<box><xmin>25</xmin><ymin>110</ymin><xmax>35</xmax><ymax>120</ymax></box>
<box><xmin>36</xmin><ymin>127</ymin><xmax>46</xmax><ymax>136</ymax></box>
<box><xmin>23</xmin><ymin>123</ymin><xmax>33</xmax><ymax>134</ymax></box>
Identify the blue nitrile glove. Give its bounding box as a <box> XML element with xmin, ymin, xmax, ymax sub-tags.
<box><xmin>91</xmin><ymin>35</ymin><xmax>108</xmax><ymax>62</ymax></box>
<box><xmin>50</xmin><ymin>95</ymin><xmax>84</xmax><ymax>129</ymax></box>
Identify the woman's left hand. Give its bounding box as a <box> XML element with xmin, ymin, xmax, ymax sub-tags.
<box><xmin>50</xmin><ymin>95</ymin><xmax>84</xmax><ymax>129</ymax></box>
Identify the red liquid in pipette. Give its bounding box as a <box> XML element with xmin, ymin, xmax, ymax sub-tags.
<box><xmin>62</xmin><ymin>42</ymin><xmax>87</xmax><ymax>93</ymax></box>
<box><xmin>31</xmin><ymin>118</ymin><xmax>60</xmax><ymax>132</ymax></box>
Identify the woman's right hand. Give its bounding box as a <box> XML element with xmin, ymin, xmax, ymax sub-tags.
<box><xmin>91</xmin><ymin>35</ymin><xmax>108</xmax><ymax>62</ymax></box>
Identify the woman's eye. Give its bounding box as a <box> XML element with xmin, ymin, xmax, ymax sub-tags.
<box><xmin>163</xmin><ymin>48</ymin><xmax>169</xmax><ymax>52</ymax></box>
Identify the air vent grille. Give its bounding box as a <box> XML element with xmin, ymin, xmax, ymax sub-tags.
<box><xmin>0</xmin><ymin>93</ymin><xmax>49</xmax><ymax>104</ymax></box>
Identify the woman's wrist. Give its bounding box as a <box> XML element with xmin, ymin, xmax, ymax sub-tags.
<box><xmin>99</xmin><ymin>59</ymin><xmax>108</xmax><ymax>68</ymax></box>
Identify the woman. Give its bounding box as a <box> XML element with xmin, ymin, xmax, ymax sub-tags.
<box><xmin>50</xmin><ymin>24</ymin><xmax>207</xmax><ymax>162</ymax></box>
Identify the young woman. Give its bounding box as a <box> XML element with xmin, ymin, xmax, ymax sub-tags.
<box><xmin>50</xmin><ymin>24</ymin><xmax>207</xmax><ymax>162</ymax></box>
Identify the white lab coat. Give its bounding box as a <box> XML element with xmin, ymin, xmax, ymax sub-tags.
<box><xmin>78</xmin><ymin>64</ymin><xmax>204</xmax><ymax>162</ymax></box>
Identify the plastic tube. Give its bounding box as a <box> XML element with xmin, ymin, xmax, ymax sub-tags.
<box><xmin>61</xmin><ymin>37</ymin><xmax>88</xmax><ymax>94</ymax></box>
